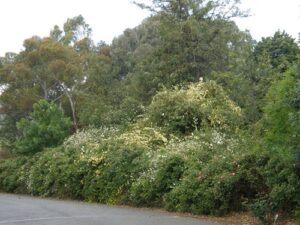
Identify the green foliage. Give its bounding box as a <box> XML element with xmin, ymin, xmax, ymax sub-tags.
<box><xmin>129</xmin><ymin>153</ymin><xmax>186</xmax><ymax>206</ymax></box>
<box><xmin>63</xmin><ymin>128</ymin><xmax>151</xmax><ymax>203</ymax></box>
<box><xmin>160</xmin><ymin>133</ymin><xmax>256</xmax><ymax>215</ymax></box>
<box><xmin>50</xmin><ymin>15</ymin><xmax>92</xmax><ymax>46</ymax></box>
<box><xmin>259</xmin><ymin>62</ymin><xmax>300</xmax><ymax>161</ymax></box>
<box><xmin>250</xmin><ymin>156</ymin><xmax>300</xmax><ymax>224</ymax></box>
<box><xmin>0</xmin><ymin>157</ymin><xmax>27</xmax><ymax>193</ymax></box>
<box><xmin>0</xmin><ymin>127</ymin><xmax>299</xmax><ymax>223</ymax></box>
<box><xmin>210</xmin><ymin>71</ymin><xmax>262</xmax><ymax>124</ymax></box>
<box><xmin>296</xmin><ymin>210</ymin><xmax>300</xmax><ymax>224</ymax></box>
<box><xmin>146</xmin><ymin>81</ymin><xmax>242</xmax><ymax>135</ymax></box>
<box><xmin>129</xmin><ymin>130</ymin><xmax>246</xmax><ymax>211</ymax></box>
<box><xmin>81</xmin><ymin>141</ymin><xmax>148</xmax><ymax>204</ymax></box>
<box><xmin>25</xmin><ymin>147</ymin><xmax>86</xmax><ymax>198</ymax></box>
<box><xmin>254</xmin><ymin>31</ymin><xmax>300</xmax><ymax>72</ymax></box>
<box><xmin>0</xmin><ymin>34</ymin><xmax>83</xmax><ymax>135</ymax></box>
<box><xmin>252</xmin><ymin>64</ymin><xmax>300</xmax><ymax>222</ymax></box>
<box><xmin>0</xmin><ymin>128</ymin><xmax>150</xmax><ymax>204</ymax></box>
<box><xmin>16</xmin><ymin>100</ymin><xmax>71</xmax><ymax>154</ymax></box>
<box><xmin>0</xmin><ymin>7</ymin><xmax>299</xmax><ymax>224</ymax></box>
<box><xmin>126</xmin><ymin>1</ymin><xmax>251</xmax><ymax>105</ymax></box>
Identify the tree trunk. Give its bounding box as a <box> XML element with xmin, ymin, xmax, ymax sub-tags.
<box><xmin>60</xmin><ymin>83</ymin><xmax>78</xmax><ymax>132</ymax></box>
<box><xmin>65</xmin><ymin>89</ymin><xmax>78</xmax><ymax>132</ymax></box>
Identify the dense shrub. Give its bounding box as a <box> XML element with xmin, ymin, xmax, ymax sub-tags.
<box><xmin>129</xmin><ymin>130</ymin><xmax>246</xmax><ymax>210</ymax></box>
<box><xmin>250</xmin><ymin>156</ymin><xmax>300</xmax><ymax>224</ymax></box>
<box><xmin>163</xmin><ymin>151</ymin><xmax>266</xmax><ymax>215</ymax></box>
<box><xmin>13</xmin><ymin>128</ymin><xmax>150</xmax><ymax>203</ymax></box>
<box><xmin>80</xmin><ymin>140</ymin><xmax>149</xmax><ymax>204</ymax></box>
<box><xmin>251</xmin><ymin>63</ymin><xmax>300</xmax><ymax>223</ymax></box>
<box><xmin>0</xmin><ymin>157</ymin><xmax>27</xmax><ymax>192</ymax></box>
<box><xmin>146</xmin><ymin>81</ymin><xmax>242</xmax><ymax>135</ymax></box>
<box><xmin>129</xmin><ymin>153</ymin><xmax>186</xmax><ymax>206</ymax></box>
<box><xmin>2</xmin><ymin>137</ymin><xmax>298</xmax><ymax>220</ymax></box>
<box><xmin>26</xmin><ymin>147</ymin><xmax>84</xmax><ymax>198</ymax></box>
<box><xmin>0</xmin><ymin>124</ymin><xmax>298</xmax><ymax>224</ymax></box>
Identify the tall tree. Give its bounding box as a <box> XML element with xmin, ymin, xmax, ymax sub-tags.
<box><xmin>50</xmin><ymin>15</ymin><xmax>92</xmax><ymax>47</ymax></box>
<box><xmin>254</xmin><ymin>31</ymin><xmax>300</xmax><ymax>73</ymax></box>
<box><xmin>126</xmin><ymin>0</ymin><xmax>248</xmax><ymax>104</ymax></box>
<box><xmin>0</xmin><ymin>37</ymin><xmax>83</xmax><ymax>134</ymax></box>
<box><xmin>134</xmin><ymin>0</ymin><xmax>246</xmax><ymax>20</ymax></box>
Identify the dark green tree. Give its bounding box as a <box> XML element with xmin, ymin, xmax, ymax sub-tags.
<box><xmin>127</xmin><ymin>0</ymin><xmax>249</xmax><ymax>104</ymax></box>
<box><xmin>16</xmin><ymin>100</ymin><xmax>71</xmax><ymax>155</ymax></box>
<box><xmin>254</xmin><ymin>31</ymin><xmax>300</xmax><ymax>73</ymax></box>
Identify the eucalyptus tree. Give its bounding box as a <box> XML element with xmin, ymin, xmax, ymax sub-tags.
<box><xmin>0</xmin><ymin>36</ymin><xmax>83</xmax><ymax>134</ymax></box>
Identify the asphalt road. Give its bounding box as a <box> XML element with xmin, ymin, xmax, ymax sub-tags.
<box><xmin>0</xmin><ymin>194</ymin><xmax>216</xmax><ymax>225</ymax></box>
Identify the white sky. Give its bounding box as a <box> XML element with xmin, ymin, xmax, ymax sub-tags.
<box><xmin>235</xmin><ymin>0</ymin><xmax>299</xmax><ymax>41</ymax></box>
<box><xmin>0</xmin><ymin>0</ymin><xmax>299</xmax><ymax>57</ymax></box>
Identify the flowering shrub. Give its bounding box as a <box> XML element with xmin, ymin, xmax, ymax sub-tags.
<box><xmin>129</xmin><ymin>152</ymin><xmax>186</xmax><ymax>206</ymax></box>
<box><xmin>81</xmin><ymin>140</ymin><xmax>149</xmax><ymax>204</ymax></box>
<box><xmin>163</xmin><ymin>153</ymin><xmax>266</xmax><ymax>215</ymax></box>
<box><xmin>26</xmin><ymin>147</ymin><xmax>84</xmax><ymax>198</ymax></box>
<box><xmin>0</xmin><ymin>79</ymin><xmax>298</xmax><ymax>222</ymax></box>
<box><xmin>146</xmin><ymin>81</ymin><xmax>242</xmax><ymax>135</ymax></box>
<box><xmin>0</xmin><ymin>126</ymin><xmax>298</xmax><ymax>222</ymax></box>
<box><xmin>129</xmin><ymin>129</ymin><xmax>245</xmax><ymax>209</ymax></box>
<box><xmin>13</xmin><ymin>129</ymin><xmax>150</xmax><ymax>203</ymax></box>
<box><xmin>118</xmin><ymin>125</ymin><xmax>168</xmax><ymax>149</ymax></box>
<box><xmin>63</xmin><ymin>127</ymin><xmax>120</xmax><ymax>149</ymax></box>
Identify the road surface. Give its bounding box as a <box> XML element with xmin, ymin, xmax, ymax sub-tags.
<box><xmin>0</xmin><ymin>194</ymin><xmax>216</xmax><ymax>225</ymax></box>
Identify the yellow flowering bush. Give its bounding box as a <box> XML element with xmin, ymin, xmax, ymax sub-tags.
<box><xmin>146</xmin><ymin>81</ymin><xmax>242</xmax><ymax>135</ymax></box>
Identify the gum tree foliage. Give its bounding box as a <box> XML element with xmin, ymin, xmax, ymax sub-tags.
<box><xmin>0</xmin><ymin>37</ymin><xmax>83</xmax><ymax>133</ymax></box>
<box><xmin>50</xmin><ymin>15</ymin><xmax>92</xmax><ymax>47</ymax></box>
<box><xmin>75</xmin><ymin>17</ymin><xmax>162</xmax><ymax>127</ymax></box>
<box><xmin>0</xmin><ymin>15</ymin><xmax>94</xmax><ymax>135</ymax></box>
<box><xmin>16</xmin><ymin>100</ymin><xmax>71</xmax><ymax>155</ymax></box>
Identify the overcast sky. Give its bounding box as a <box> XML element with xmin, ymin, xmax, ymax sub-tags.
<box><xmin>0</xmin><ymin>0</ymin><xmax>299</xmax><ymax>57</ymax></box>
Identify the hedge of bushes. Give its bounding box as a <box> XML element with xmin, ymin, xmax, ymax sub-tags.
<box><xmin>0</xmin><ymin>128</ymin><xmax>299</xmax><ymax>224</ymax></box>
<box><xmin>0</xmin><ymin>81</ymin><xmax>299</xmax><ymax>224</ymax></box>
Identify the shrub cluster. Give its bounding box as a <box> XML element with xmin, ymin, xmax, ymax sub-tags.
<box><xmin>1</xmin><ymin>128</ymin><xmax>298</xmax><ymax>224</ymax></box>
<box><xmin>146</xmin><ymin>81</ymin><xmax>242</xmax><ymax>135</ymax></box>
<box><xmin>0</xmin><ymin>81</ymin><xmax>299</xmax><ymax>224</ymax></box>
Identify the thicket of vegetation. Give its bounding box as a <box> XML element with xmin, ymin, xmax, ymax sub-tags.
<box><xmin>0</xmin><ymin>1</ymin><xmax>299</xmax><ymax>224</ymax></box>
